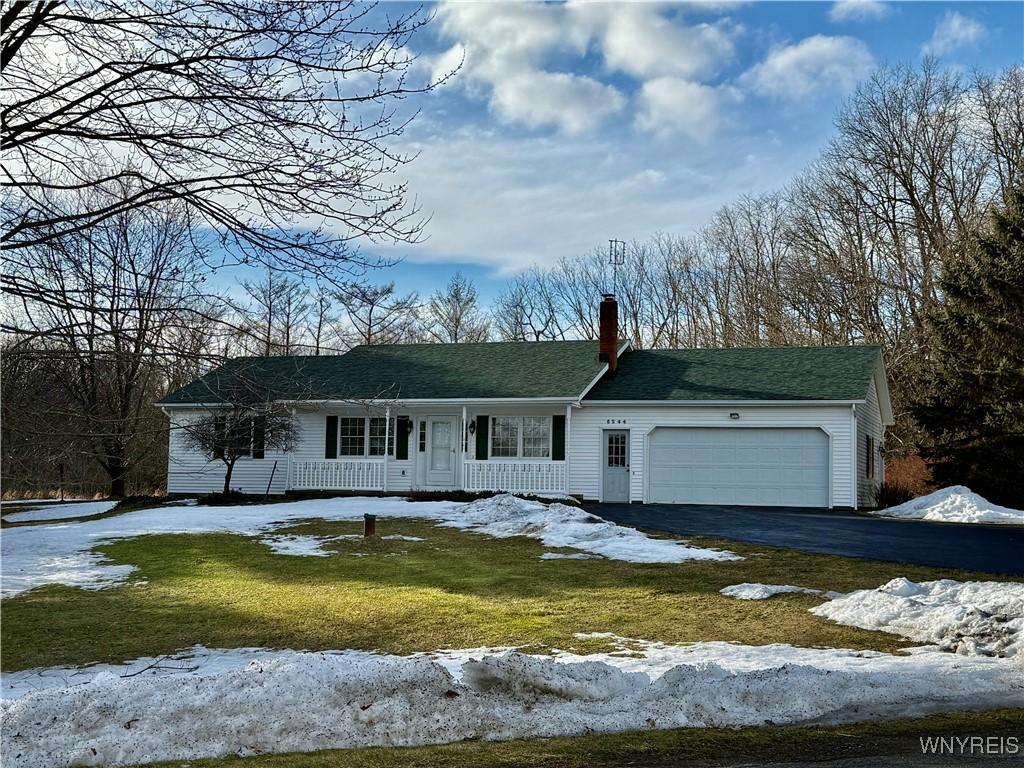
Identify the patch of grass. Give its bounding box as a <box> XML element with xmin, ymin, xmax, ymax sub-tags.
<box><xmin>135</xmin><ymin>709</ymin><xmax>1024</xmax><ymax>768</ymax></box>
<box><xmin>2</xmin><ymin>513</ymin><xmax>1011</xmax><ymax>672</ymax></box>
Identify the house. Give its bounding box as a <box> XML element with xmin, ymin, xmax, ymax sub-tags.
<box><xmin>158</xmin><ymin>296</ymin><xmax>892</xmax><ymax>508</ymax></box>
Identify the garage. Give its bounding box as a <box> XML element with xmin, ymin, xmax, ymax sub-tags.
<box><xmin>648</xmin><ymin>427</ymin><xmax>830</xmax><ymax>508</ymax></box>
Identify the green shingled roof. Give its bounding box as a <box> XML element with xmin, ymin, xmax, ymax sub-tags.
<box><xmin>158</xmin><ymin>340</ymin><xmax>608</xmax><ymax>404</ymax></box>
<box><xmin>584</xmin><ymin>345</ymin><xmax>881</xmax><ymax>402</ymax></box>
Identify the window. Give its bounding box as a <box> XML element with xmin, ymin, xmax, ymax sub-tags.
<box><xmin>865</xmin><ymin>435</ymin><xmax>876</xmax><ymax>479</ymax></box>
<box><xmin>490</xmin><ymin>416</ymin><xmax>551</xmax><ymax>458</ymax></box>
<box><xmin>339</xmin><ymin>418</ymin><xmax>365</xmax><ymax>456</ymax></box>
<box><xmin>606</xmin><ymin>432</ymin><xmax>626</xmax><ymax>467</ymax></box>
<box><xmin>418</xmin><ymin>420</ymin><xmax>427</xmax><ymax>452</ymax></box>
<box><xmin>368</xmin><ymin>417</ymin><xmax>395</xmax><ymax>457</ymax></box>
<box><xmin>213</xmin><ymin>415</ymin><xmax>255</xmax><ymax>459</ymax></box>
<box><xmin>336</xmin><ymin>416</ymin><xmax>396</xmax><ymax>457</ymax></box>
<box><xmin>522</xmin><ymin>416</ymin><xmax>551</xmax><ymax>458</ymax></box>
<box><xmin>490</xmin><ymin>416</ymin><xmax>519</xmax><ymax>458</ymax></box>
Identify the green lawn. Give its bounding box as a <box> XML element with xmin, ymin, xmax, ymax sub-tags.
<box><xmin>1</xmin><ymin>511</ymin><xmax>1007</xmax><ymax>671</ymax></box>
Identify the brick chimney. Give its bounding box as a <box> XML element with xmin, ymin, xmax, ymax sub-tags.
<box><xmin>598</xmin><ymin>293</ymin><xmax>618</xmax><ymax>374</ymax></box>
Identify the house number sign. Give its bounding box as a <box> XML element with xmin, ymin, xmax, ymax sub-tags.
<box><xmin>604</xmin><ymin>419</ymin><xmax>627</xmax><ymax>425</ymax></box>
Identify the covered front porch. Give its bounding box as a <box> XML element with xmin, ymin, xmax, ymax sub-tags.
<box><xmin>285</xmin><ymin>402</ymin><xmax>572</xmax><ymax>497</ymax></box>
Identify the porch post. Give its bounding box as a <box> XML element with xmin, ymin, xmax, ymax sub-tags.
<box><xmin>461</xmin><ymin>404</ymin><xmax>468</xmax><ymax>490</ymax></box>
<box><xmin>565</xmin><ymin>404</ymin><xmax>572</xmax><ymax>494</ymax></box>
<box><xmin>287</xmin><ymin>407</ymin><xmax>296</xmax><ymax>492</ymax></box>
<box><xmin>383</xmin><ymin>406</ymin><xmax>390</xmax><ymax>493</ymax></box>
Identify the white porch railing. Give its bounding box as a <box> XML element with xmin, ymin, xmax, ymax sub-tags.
<box><xmin>290</xmin><ymin>459</ymin><xmax>385</xmax><ymax>491</ymax></box>
<box><xmin>463</xmin><ymin>460</ymin><xmax>567</xmax><ymax>495</ymax></box>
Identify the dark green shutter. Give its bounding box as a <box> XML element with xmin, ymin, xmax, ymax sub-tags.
<box><xmin>552</xmin><ymin>414</ymin><xmax>566</xmax><ymax>461</ymax></box>
<box><xmin>475</xmin><ymin>415</ymin><xmax>489</xmax><ymax>460</ymax></box>
<box><xmin>396</xmin><ymin>416</ymin><xmax>409</xmax><ymax>460</ymax></box>
<box><xmin>252</xmin><ymin>417</ymin><xmax>265</xmax><ymax>459</ymax></box>
<box><xmin>325</xmin><ymin>415</ymin><xmax>338</xmax><ymax>459</ymax></box>
<box><xmin>213</xmin><ymin>414</ymin><xmax>226</xmax><ymax>459</ymax></box>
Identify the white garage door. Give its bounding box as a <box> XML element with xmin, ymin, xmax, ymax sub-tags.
<box><xmin>648</xmin><ymin>427</ymin><xmax>829</xmax><ymax>508</ymax></box>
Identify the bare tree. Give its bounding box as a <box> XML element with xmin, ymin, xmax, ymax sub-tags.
<box><xmin>307</xmin><ymin>291</ymin><xmax>341</xmax><ymax>355</ymax></box>
<box><xmin>3</xmin><ymin>187</ymin><xmax>207</xmax><ymax>496</ymax></box>
<box><xmin>176</xmin><ymin>393</ymin><xmax>298</xmax><ymax>496</ymax></box>
<box><xmin>234</xmin><ymin>271</ymin><xmax>310</xmax><ymax>356</ymax></box>
<box><xmin>422</xmin><ymin>272</ymin><xmax>490</xmax><ymax>343</ymax></box>
<box><xmin>336</xmin><ymin>282</ymin><xmax>419</xmax><ymax>346</ymax></box>
<box><xmin>492</xmin><ymin>269</ymin><xmax>565</xmax><ymax>341</ymax></box>
<box><xmin>2</xmin><ymin>0</ymin><xmax>455</xmax><ymax>304</ymax></box>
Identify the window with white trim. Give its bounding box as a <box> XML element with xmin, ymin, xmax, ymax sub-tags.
<box><xmin>337</xmin><ymin>417</ymin><xmax>395</xmax><ymax>457</ymax></box>
<box><xmin>522</xmin><ymin>416</ymin><xmax>551</xmax><ymax>458</ymax></box>
<box><xmin>368</xmin><ymin>417</ymin><xmax>395</xmax><ymax>456</ymax></box>
<box><xmin>490</xmin><ymin>416</ymin><xmax>551</xmax><ymax>459</ymax></box>
<box><xmin>339</xmin><ymin>418</ymin><xmax>365</xmax><ymax>456</ymax></box>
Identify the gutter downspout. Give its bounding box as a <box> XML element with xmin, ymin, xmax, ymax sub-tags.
<box><xmin>851</xmin><ymin>403</ymin><xmax>858</xmax><ymax>511</ymax></box>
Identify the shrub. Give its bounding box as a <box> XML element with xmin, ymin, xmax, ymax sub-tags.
<box><xmin>873</xmin><ymin>480</ymin><xmax>917</xmax><ymax>510</ymax></box>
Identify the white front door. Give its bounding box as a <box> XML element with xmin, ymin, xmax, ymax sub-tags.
<box><xmin>426</xmin><ymin>417</ymin><xmax>456</xmax><ymax>486</ymax></box>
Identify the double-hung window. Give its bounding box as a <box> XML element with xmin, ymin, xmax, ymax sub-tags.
<box><xmin>490</xmin><ymin>416</ymin><xmax>551</xmax><ymax>459</ymax></box>
<box><xmin>368</xmin><ymin>417</ymin><xmax>395</xmax><ymax>456</ymax></box>
<box><xmin>338</xmin><ymin>418</ymin><xmax>366</xmax><ymax>456</ymax></box>
<box><xmin>337</xmin><ymin>417</ymin><xmax>394</xmax><ymax>457</ymax></box>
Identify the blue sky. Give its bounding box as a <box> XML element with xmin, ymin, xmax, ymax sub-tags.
<box><xmin>253</xmin><ymin>1</ymin><xmax>1024</xmax><ymax>302</ymax></box>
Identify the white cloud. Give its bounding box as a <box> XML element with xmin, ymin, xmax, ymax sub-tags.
<box><xmin>636</xmin><ymin>78</ymin><xmax>723</xmax><ymax>141</ymax></box>
<box><xmin>430</xmin><ymin>2</ymin><xmax>738</xmax><ymax>135</ymax></box>
<box><xmin>490</xmin><ymin>72</ymin><xmax>625</xmax><ymax>136</ymax></box>
<box><xmin>829</xmin><ymin>0</ymin><xmax>890</xmax><ymax>23</ymax></box>
<box><xmin>922</xmin><ymin>11</ymin><xmax>987</xmax><ymax>57</ymax></box>
<box><xmin>571</xmin><ymin>3</ymin><xmax>737</xmax><ymax>80</ymax></box>
<box><xmin>377</xmin><ymin>124</ymin><xmax>814</xmax><ymax>274</ymax></box>
<box><xmin>742</xmin><ymin>35</ymin><xmax>875</xmax><ymax>100</ymax></box>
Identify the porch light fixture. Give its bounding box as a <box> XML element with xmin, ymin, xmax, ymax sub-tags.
<box><xmin>729</xmin><ymin>412</ymin><xmax>740</xmax><ymax>420</ymax></box>
<box><xmin>468</xmin><ymin>421</ymin><xmax>476</xmax><ymax>435</ymax></box>
<box><xmin>405</xmin><ymin>419</ymin><xmax>414</xmax><ymax>433</ymax></box>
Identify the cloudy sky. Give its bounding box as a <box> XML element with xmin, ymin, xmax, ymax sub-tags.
<box><xmin>365</xmin><ymin>1</ymin><xmax>1022</xmax><ymax>300</ymax></box>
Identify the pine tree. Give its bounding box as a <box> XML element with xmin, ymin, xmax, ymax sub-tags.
<box><xmin>914</xmin><ymin>188</ymin><xmax>1024</xmax><ymax>507</ymax></box>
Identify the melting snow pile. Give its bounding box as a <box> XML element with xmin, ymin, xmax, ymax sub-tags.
<box><xmin>720</xmin><ymin>583</ymin><xmax>823</xmax><ymax>600</ymax></box>
<box><xmin>871</xmin><ymin>486</ymin><xmax>1022</xmax><ymax>525</ymax></box>
<box><xmin>812</xmin><ymin>578</ymin><xmax>1024</xmax><ymax>659</ymax></box>
<box><xmin>0</xmin><ymin>494</ymin><xmax>732</xmax><ymax>597</ymax></box>
<box><xmin>442</xmin><ymin>495</ymin><xmax>739</xmax><ymax>563</ymax></box>
<box><xmin>1</xmin><ymin>500</ymin><xmax>118</xmax><ymax>523</ymax></box>
<box><xmin>3</xmin><ymin>638</ymin><xmax>1021</xmax><ymax>768</ymax></box>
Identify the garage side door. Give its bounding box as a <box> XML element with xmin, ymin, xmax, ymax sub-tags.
<box><xmin>648</xmin><ymin>427</ymin><xmax>829</xmax><ymax>508</ymax></box>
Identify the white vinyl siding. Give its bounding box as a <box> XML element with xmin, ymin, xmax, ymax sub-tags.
<box><xmin>855</xmin><ymin>378</ymin><xmax>886</xmax><ymax>508</ymax></box>
<box><xmin>568</xmin><ymin>404</ymin><xmax>856</xmax><ymax>507</ymax></box>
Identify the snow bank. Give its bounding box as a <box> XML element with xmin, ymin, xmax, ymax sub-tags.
<box><xmin>871</xmin><ymin>486</ymin><xmax>1022</xmax><ymax>525</ymax></box>
<box><xmin>720</xmin><ymin>583</ymin><xmax>822</xmax><ymax>600</ymax></box>
<box><xmin>812</xmin><ymin>578</ymin><xmax>1024</xmax><ymax>659</ymax></box>
<box><xmin>1</xmin><ymin>500</ymin><xmax>117</xmax><ymax>523</ymax></box>
<box><xmin>3</xmin><ymin>639</ymin><xmax>1020</xmax><ymax>768</ymax></box>
<box><xmin>0</xmin><ymin>495</ymin><xmax>736</xmax><ymax>596</ymax></box>
<box><xmin>442</xmin><ymin>495</ymin><xmax>738</xmax><ymax>564</ymax></box>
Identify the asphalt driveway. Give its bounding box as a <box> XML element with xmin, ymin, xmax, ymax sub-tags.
<box><xmin>586</xmin><ymin>503</ymin><xmax>1024</xmax><ymax>576</ymax></box>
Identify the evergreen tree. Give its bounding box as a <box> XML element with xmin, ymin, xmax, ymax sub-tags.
<box><xmin>914</xmin><ymin>188</ymin><xmax>1024</xmax><ymax>507</ymax></box>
